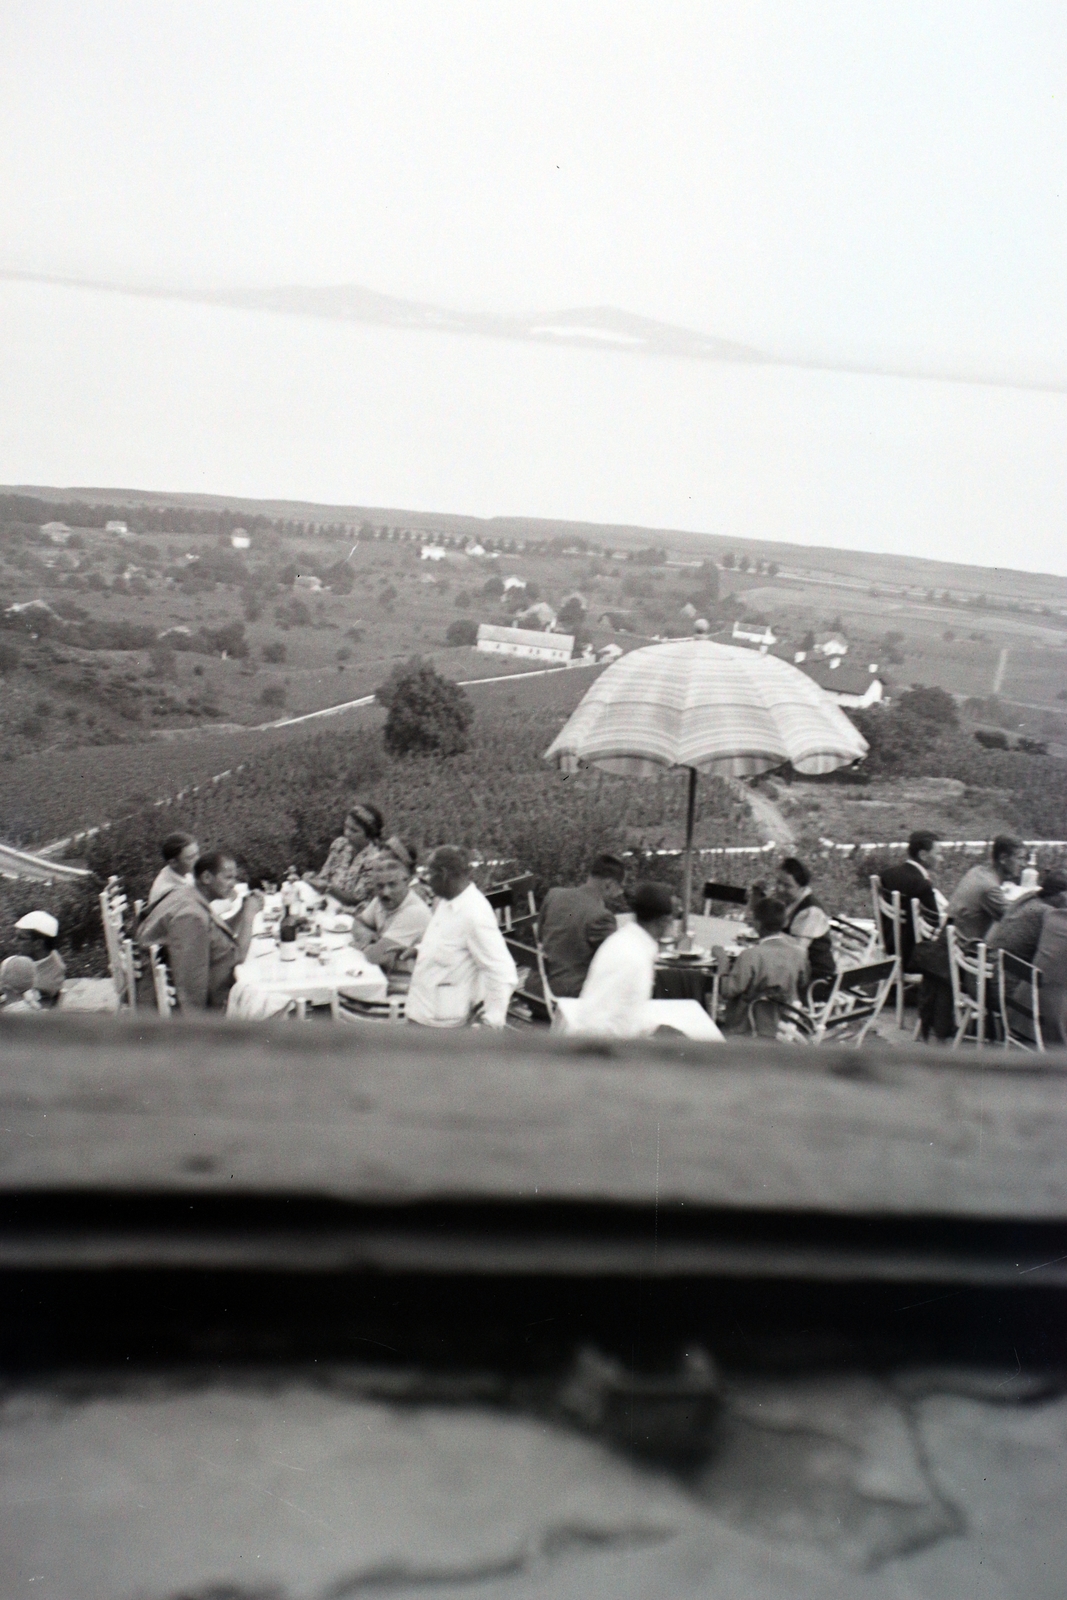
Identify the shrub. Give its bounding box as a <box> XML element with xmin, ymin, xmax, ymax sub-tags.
<box><xmin>482</xmin><ymin>575</ymin><xmax>504</xmax><ymax>597</ymax></box>
<box><xmin>262</xmin><ymin>640</ymin><xmax>287</xmax><ymax>664</ymax></box>
<box><xmin>446</xmin><ymin>619</ymin><xmax>478</xmax><ymax>646</ymax></box>
<box><xmin>0</xmin><ymin>638</ymin><xmax>19</xmax><ymax>674</ymax></box>
<box><xmin>259</xmin><ymin>682</ymin><xmax>287</xmax><ymax>709</ymax></box>
<box><xmin>376</xmin><ymin>659</ymin><xmax>473</xmax><ymax>757</ymax></box>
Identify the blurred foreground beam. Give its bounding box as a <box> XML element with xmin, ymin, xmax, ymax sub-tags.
<box><xmin>1</xmin><ymin>1016</ymin><xmax>1065</xmax><ymax>1286</ymax></box>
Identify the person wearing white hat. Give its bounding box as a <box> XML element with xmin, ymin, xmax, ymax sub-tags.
<box><xmin>14</xmin><ymin>911</ymin><xmax>65</xmax><ymax>1006</ymax></box>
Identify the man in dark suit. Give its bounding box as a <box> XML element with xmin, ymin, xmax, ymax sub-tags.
<box><xmin>539</xmin><ymin>853</ymin><xmax>627</xmax><ymax>997</ymax></box>
<box><xmin>878</xmin><ymin>830</ymin><xmax>941</xmax><ymax>972</ymax></box>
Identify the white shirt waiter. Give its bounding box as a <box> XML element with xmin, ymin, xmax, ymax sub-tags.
<box><xmin>406</xmin><ymin>850</ymin><xmax>517</xmax><ymax>1029</ymax></box>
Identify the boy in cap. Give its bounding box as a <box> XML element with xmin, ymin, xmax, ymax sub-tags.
<box><xmin>15</xmin><ymin>911</ymin><xmax>66</xmax><ymax>1007</ymax></box>
<box><xmin>0</xmin><ymin>955</ymin><xmax>42</xmax><ymax>1012</ymax></box>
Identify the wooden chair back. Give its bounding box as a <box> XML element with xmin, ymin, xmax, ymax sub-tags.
<box><xmin>99</xmin><ymin>877</ymin><xmax>136</xmax><ymax>1008</ymax></box>
<box><xmin>702</xmin><ymin>881</ymin><xmax>748</xmax><ymax>914</ymax></box>
<box><xmin>807</xmin><ymin>957</ymin><xmax>899</xmax><ymax>1047</ymax></box>
<box><xmin>946</xmin><ymin>926</ymin><xmax>995</xmax><ymax>1048</ymax></box>
<box><xmin>994</xmin><ymin>950</ymin><xmax>1044</xmax><ymax>1052</ymax></box>
<box><xmin>830</xmin><ymin>916</ymin><xmax>879</xmax><ymax>968</ymax></box>
<box><xmin>148</xmin><ymin>944</ymin><xmax>176</xmax><ymax>1018</ymax></box>
<box><xmin>910</xmin><ymin>897</ymin><xmax>941</xmax><ymax>947</ymax></box>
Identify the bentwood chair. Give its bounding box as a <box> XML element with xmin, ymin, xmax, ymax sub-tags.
<box><xmin>99</xmin><ymin>877</ymin><xmax>137</xmax><ymax>1010</ymax></box>
<box><xmin>946</xmin><ymin>927</ymin><xmax>996</xmax><ymax>1049</ymax></box>
<box><xmin>869</xmin><ymin>877</ymin><xmax>922</xmax><ymax>1028</ymax></box>
<box><xmin>993</xmin><ymin>949</ymin><xmax>1045</xmax><ymax>1052</ymax></box>
<box><xmin>148</xmin><ymin>944</ymin><xmax>176</xmax><ymax>1018</ymax></box>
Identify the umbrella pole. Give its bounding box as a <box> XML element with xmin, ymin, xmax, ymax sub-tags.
<box><xmin>681</xmin><ymin>766</ymin><xmax>697</xmax><ymax>935</ymax></box>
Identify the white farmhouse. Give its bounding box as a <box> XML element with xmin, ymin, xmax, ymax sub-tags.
<box><xmin>476</xmin><ymin>624</ymin><xmax>575</xmax><ymax>664</ymax></box>
<box><xmin>502</xmin><ymin>575</ymin><xmax>527</xmax><ymax>591</ymax></box>
<box><xmin>105</xmin><ymin>520</ymin><xmax>129</xmax><ymax>535</ymax></box>
<box><xmin>294</xmin><ymin>574</ymin><xmax>323</xmax><ymax>592</ymax></box>
<box><xmin>231</xmin><ymin>530</ymin><xmax>251</xmax><ymax>550</ymax></box>
<box><xmin>40</xmin><ymin>520</ymin><xmax>71</xmax><ymax>542</ymax></box>
<box><xmin>420</xmin><ymin>544</ymin><xmax>448</xmax><ymax>561</ymax></box>
<box><xmin>731</xmin><ymin>620</ymin><xmax>778</xmax><ymax>648</ymax></box>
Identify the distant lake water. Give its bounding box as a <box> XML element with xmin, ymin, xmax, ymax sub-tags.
<box><xmin>1</xmin><ymin>279</ymin><xmax>1065</xmax><ymax>575</ymax></box>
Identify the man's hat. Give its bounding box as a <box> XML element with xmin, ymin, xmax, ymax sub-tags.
<box><xmin>15</xmin><ymin>911</ymin><xmax>59</xmax><ymax>939</ymax></box>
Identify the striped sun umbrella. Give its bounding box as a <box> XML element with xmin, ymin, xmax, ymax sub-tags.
<box><xmin>543</xmin><ymin>639</ymin><xmax>868</xmax><ymax>925</ymax></box>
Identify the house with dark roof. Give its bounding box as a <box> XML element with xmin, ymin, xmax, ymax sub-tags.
<box><xmin>799</xmin><ymin>657</ymin><xmax>884</xmax><ymax>708</ymax></box>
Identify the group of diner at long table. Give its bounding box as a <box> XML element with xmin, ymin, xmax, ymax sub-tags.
<box><xmin>20</xmin><ymin>801</ymin><xmax>1061</xmax><ymax>1047</ymax></box>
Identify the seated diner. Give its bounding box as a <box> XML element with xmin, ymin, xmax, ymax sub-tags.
<box><xmin>0</xmin><ymin>955</ymin><xmax>41</xmax><ymax>1013</ymax></box>
<box><xmin>773</xmin><ymin>857</ymin><xmax>836</xmax><ymax>988</ymax></box>
<box><xmin>350</xmin><ymin>838</ymin><xmax>431</xmax><ymax>979</ymax></box>
<box><xmin>14</xmin><ymin>911</ymin><xmax>66</xmax><ymax>1006</ymax></box>
<box><xmin>539</xmin><ymin>851</ymin><xmax>627</xmax><ymax>997</ymax></box>
<box><xmin>138</xmin><ymin>851</ymin><xmax>263</xmax><ymax>1012</ymax></box>
<box><xmin>149</xmin><ymin>831</ymin><xmax>200</xmax><ymax>907</ymax></box>
<box><xmin>306</xmin><ymin>802</ymin><xmax>386</xmax><ymax>910</ymax></box>
<box><xmin>713</xmin><ymin>896</ymin><xmax>809</xmax><ymax>1037</ymax></box>
<box><xmin>565</xmin><ymin>881</ymin><xmax>676</xmax><ymax>1038</ymax></box>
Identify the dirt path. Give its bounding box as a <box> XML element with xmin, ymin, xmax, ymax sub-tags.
<box><xmin>992</xmin><ymin>647</ymin><xmax>1009</xmax><ymax>694</ymax></box>
<box><xmin>732</xmin><ymin>783</ymin><xmax>797</xmax><ymax>849</ymax></box>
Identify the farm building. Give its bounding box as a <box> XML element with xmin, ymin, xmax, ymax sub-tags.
<box><xmin>231</xmin><ymin>530</ymin><xmax>251</xmax><ymax>550</ymax></box>
<box><xmin>293</xmin><ymin>574</ymin><xmax>323</xmax><ymax>592</ymax></box>
<box><xmin>596</xmin><ymin>642</ymin><xmax>624</xmax><ymax>663</ymax></box>
<box><xmin>731</xmin><ymin>620</ymin><xmax>778</xmax><ymax>648</ymax></box>
<box><xmin>40</xmin><ymin>521</ymin><xmax>71</xmax><ymax>542</ymax></box>
<box><xmin>502</xmin><ymin>575</ymin><xmax>527</xmax><ymax>591</ymax></box>
<box><xmin>476</xmin><ymin>624</ymin><xmax>575</xmax><ymax>664</ymax></box>
<box><xmin>598</xmin><ymin>609</ymin><xmax>636</xmax><ymax>631</ymax></box>
<box><xmin>105</xmin><ymin>520</ymin><xmax>129</xmax><ymax>535</ymax></box>
<box><xmin>513</xmin><ymin>601</ymin><xmax>558</xmax><ymax>630</ymax></box>
<box><xmin>420</xmin><ymin>545</ymin><xmax>447</xmax><ymax>561</ymax></box>
<box><xmin>800</xmin><ymin>658</ymin><xmax>884</xmax><ymax>708</ymax></box>
<box><xmin>815</xmin><ymin>632</ymin><xmax>849</xmax><ymax>658</ymax></box>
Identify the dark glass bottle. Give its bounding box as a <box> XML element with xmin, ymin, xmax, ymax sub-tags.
<box><xmin>278</xmin><ymin>899</ymin><xmax>298</xmax><ymax>960</ymax></box>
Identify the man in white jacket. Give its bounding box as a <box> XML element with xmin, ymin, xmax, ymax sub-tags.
<box><xmin>405</xmin><ymin>847</ymin><xmax>517</xmax><ymax>1029</ymax></box>
<box><xmin>567</xmin><ymin>882</ymin><xmax>676</xmax><ymax>1038</ymax></box>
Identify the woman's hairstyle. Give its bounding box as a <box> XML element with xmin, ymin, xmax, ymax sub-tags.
<box><xmin>161</xmin><ymin>831</ymin><xmax>196</xmax><ymax>863</ymax></box>
<box><xmin>348</xmin><ymin>802</ymin><xmax>384</xmax><ymax>840</ymax></box>
<box><xmin>0</xmin><ymin>955</ymin><xmax>37</xmax><ymax>995</ymax></box>
<box><xmin>382</xmin><ymin>835</ymin><xmax>418</xmax><ymax>871</ymax></box>
<box><xmin>779</xmin><ymin>857</ymin><xmax>810</xmax><ymax>888</ymax></box>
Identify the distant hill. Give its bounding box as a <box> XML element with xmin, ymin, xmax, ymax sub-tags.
<box><xmin>8</xmin><ymin>483</ymin><xmax>1067</xmax><ymax>608</ymax></box>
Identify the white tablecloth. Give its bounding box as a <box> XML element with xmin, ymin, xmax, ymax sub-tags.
<box><xmin>554</xmin><ymin>997</ymin><xmax>723</xmax><ymax>1042</ymax></box>
<box><xmin>227</xmin><ymin>932</ymin><xmax>388</xmax><ymax>1020</ymax></box>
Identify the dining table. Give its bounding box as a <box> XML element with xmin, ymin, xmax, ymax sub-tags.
<box><xmin>226</xmin><ymin>892</ymin><xmax>389</xmax><ymax>1021</ymax></box>
<box><xmin>653</xmin><ymin>912</ymin><xmax>756</xmax><ymax>1007</ymax></box>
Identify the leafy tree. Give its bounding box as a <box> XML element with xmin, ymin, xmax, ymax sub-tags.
<box><xmin>897</xmin><ymin>685</ymin><xmax>959</xmax><ymax>728</ymax></box>
<box><xmin>557</xmin><ymin>596</ymin><xmax>586</xmax><ymax>633</ymax></box>
<box><xmin>482</xmin><ymin>575</ymin><xmax>504</xmax><ymax>597</ymax></box>
<box><xmin>737</xmin><ymin>554</ymin><xmax>750</xmax><ymax>572</ymax></box>
<box><xmin>453</xmin><ymin>589</ymin><xmax>472</xmax><ymax>608</ymax></box>
<box><xmin>262</xmin><ymin>639</ymin><xmax>287</xmax><ymax>664</ymax></box>
<box><xmin>376</xmin><ymin>658</ymin><xmax>473</xmax><ymax>757</ymax></box>
<box><xmin>259</xmin><ymin>682</ymin><xmax>287</xmax><ymax>708</ymax></box>
<box><xmin>0</xmin><ymin>638</ymin><xmax>19</xmax><ymax>674</ymax></box>
<box><xmin>446</xmin><ymin>618</ymin><xmax>479</xmax><ymax>646</ymax></box>
<box><xmin>800</xmin><ymin>629</ymin><xmax>816</xmax><ymax>652</ymax></box>
<box><xmin>767</xmin><ymin>562</ymin><xmax>780</xmax><ymax>578</ymax></box>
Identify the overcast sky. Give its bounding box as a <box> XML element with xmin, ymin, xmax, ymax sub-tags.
<box><xmin>2</xmin><ymin>2</ymin><xmax>1065</xmax><ymax>569</ymax></box>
